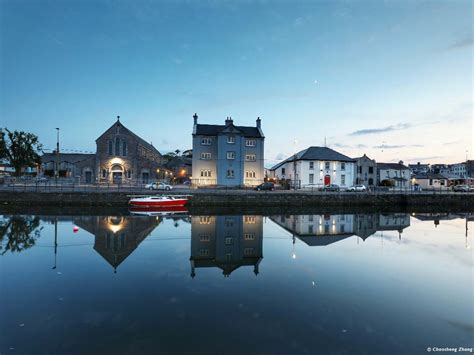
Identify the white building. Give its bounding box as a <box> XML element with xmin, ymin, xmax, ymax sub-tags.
<box><xmin>269</xmin><ymin>146</ymin><xmax>355</xmax><ymax>189</ymax></box>
<box><xmin>377</xmin><ymin>162</ymin><xmax>411</xmax><ymax>188</ymax></box>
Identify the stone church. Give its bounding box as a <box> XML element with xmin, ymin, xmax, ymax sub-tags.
<box><xmin>41</xmin><ymin>117</ymin><xmax>163</xmax><ymax>184</ymax></box>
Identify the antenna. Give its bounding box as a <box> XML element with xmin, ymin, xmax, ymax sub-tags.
<box><xmin>324</xmin><ymin>136</ymin><xmax>327</xmax><ymax>147</ymax></box>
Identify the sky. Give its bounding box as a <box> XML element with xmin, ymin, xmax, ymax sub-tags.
<box><xmin>1</xmin><ymin>0</ymin><xmax>472</xmax><ymax>167</ymax></box>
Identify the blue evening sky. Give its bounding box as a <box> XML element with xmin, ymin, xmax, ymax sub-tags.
<box><xmin>1</xmin><ymin>0</ymin><xmax>472</xmax><ymax>166</ymax></box>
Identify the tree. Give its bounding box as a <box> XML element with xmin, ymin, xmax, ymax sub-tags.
<box><xmin>0</xmin><ymin>216</ymin><xmax>43</xmax><ymax>255</ymax></box>
<box><xmin>2</xmin><ymin>128</ymin><xmax>42</xmax><ymax>176</ymax></box>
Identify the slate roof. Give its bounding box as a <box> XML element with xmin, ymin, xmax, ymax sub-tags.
<box><xmin>41</xmin><ymin>153</ymin><xmax>95</xmax><ymax>163</ymax></box>
<box><xmin>194</xmin><ymin>124</ymin><xmax>264</xmax><ymax>138</ymax></box>
<box><xmin>270</xmin><ymin>146</ymin><xmax>355</xmax><ymax>170</ymax></box>
<box><xmin>414</xmin><ymin>173</ymin><xmax>448</xmax><ymax>180</ymax></box>
<box><xmin>96</xmin><ymin>120</ymin><xmax>161</xmax><ymax>156</ymax></box>
<box><xmin>377</xmin><ymin>162</ymin><xmax>409</xmax><ymax>170</ymax></box>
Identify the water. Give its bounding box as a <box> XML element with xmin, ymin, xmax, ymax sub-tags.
<box><xmin>0</xmin><ymin>210</ymin><xmax>473</xmax><ymax>355</ymax></box>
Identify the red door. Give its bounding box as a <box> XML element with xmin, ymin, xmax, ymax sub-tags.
<box><xmin>324</xmin><ymin>175</ymin><xmax>331</xmax><ymax>185</ymax></box>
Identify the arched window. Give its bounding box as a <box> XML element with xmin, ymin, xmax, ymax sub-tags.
<box><xmin>122</xmin><ymin>140</ymin><xmax>127</xmax><ymax>156</ymax></box>
<box><xmin>108</xmin><ymin>141</ymin><xmax>113</xmax><ymax>155</ymax></box>
<box><xmin>115</xmin><ymin>137</ymin><xmax>120</xmax><ymax>156</ymax></box>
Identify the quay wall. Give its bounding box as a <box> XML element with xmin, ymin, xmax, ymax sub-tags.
<box><xmin>0</xmin><ymin>191</ymin><xmax>473</xmax><ymax>209</ymax></box>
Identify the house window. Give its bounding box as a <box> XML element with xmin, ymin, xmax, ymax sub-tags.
<box><xmin>341</xmin><ymin>175</ymin><xmax>346</xmax><ymax>185</ymax></box>
<box><xmin>368</xmin><ymin>178</ymin><xmax>374</xmax><ymax>185</ymax></box>
<box><xmin>281</xmin><ymin>168</ymin><xmax>286</xmax><ymax>175</ymax></box>
<box><xmin>308</xmin><ymin>225</ymin><xmax>313</xmax><ymax>234</ymax></box>
<box><xmin>225</xmin><ymin>218</ymin><xmax>234</xmax><ymax>227</ymax></box>
<box><xmin>227</xmin><ymin>135</ymin><xmax>235</xmax><ymax>144</ymax></box>
<box><xmin>244</xmin><ymin>233</ymin><xmax>255</xmax><ymax>240</ymax></box>
<box><xmin>199</xmin><ymin>249</ymin><xmax>210</xmax><ymax>257</ymax></box>
<box><xmin>225</xmin><ymin>253</ymin><xmax>233</xmax><ymax>261</ymax></box>
<box><xmin>246</xmin><ymin>139</ymin><xmax>256</xmax><ymax>147</ymax></box>
<box><xmin>127</xmin><ymin>170</ymin><xmax>132</xmax><ymax>178</ymax></box>
<box><xmin>199</xmin><ymin>234</ymin><xmax>211</xmax><ymax>242</ymax></box>
<box><xmin>115</xmin><ymin>137</ymin><xmax>120</xmax><ymax>156</ymax></box>
<box><xmin>227</xmin><ymin>151</ymin><xmax>236</xmax><ymax>160</ymax></box>
<box><xmin>102</xmin><ymin>169</ymin><xmax>107</xmax><ymax>178</ymax></box>
<box><xmin>246</xmin><ymin>154</ymin><xmax>256</xmax><ymax>161</ymax></box>
<box><xmin>309</xmin><ymin>162</ymin><xmax>314</xmax><ymax>170</ymax></box>
<box><xmin>341</xmin><ymin>163</ymin><xmax>345</xmax><ymax>171</ymax></box>
<box><xmin>108</xmin><ymin>141</ymin><xmax>113</xmax><ymax>155</ymax></box>
<box><xmin>201</xmin><ymin>138</ymin><xmax>212</xmax><ymax>145</ymax></box>
<box><xmin>429</xmin><ymin>179</ymin><xmax>433</xmax><ymax>186</ymax></box>
<box><xmin>341</xmin><ymin>224</ymin><xmax>345</xmax><ymax>233</ymax></box>
<box><xmin>225</xmin><ymin>237</ymin><xmax>233</xmax><ymax>245</ymax></box>
<box><xmin>122</xmin><ymin>141</ymin><xmax>127</xmax><ymax>156</ymax></box>
<box><xmin>325</xmin><ymin>162</ymin><xmax>330</xmax><ymax>170</ymax></box>
<box><xmin>199</xmin><ymin>216</ymin><xmax>211</xmax><ymax>224</ymax></box>
<box><xmin>244</xmin><ymin>248</ymin><xmax>255</xmax><ymax>255</ymax></box>
<box><xmin>246</xmin><ymin>171</ymin><xmax>256</xmax><ymax>178</ymax></box>
<box><xmin>200</xmin><ymin>152</ymin><xmax>212</xmax><ymax>160</ymax></box>
<box><xmin>368</xmin><ymin>167</ymin><xmax>373</xmax><ymax>174</ymax></box>
<box><xmin>309</xmin><ymin>174</ymin><xmax>314</xmax><ymax>184</ymax></box>
<box><xmin>308</xmin><ymin>215</ymin><xmax>314</xmax><ymax>222</ymax></box>
<box><xmin>244</xmin><ymin>216</ymin><xmax>256</xmax><ymax>224</ymax></box>
<box><xmin>227</xmin><ymin>169</ymin><xmax>235</xmax><ymax>178</ymax></box>
<box><xmin>200</xmin><ymin>170</ymin><xmax>211</xmax><ymax>177</ymax></box>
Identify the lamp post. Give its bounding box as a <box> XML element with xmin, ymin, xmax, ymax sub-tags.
<box><xmin>55</xmin><ymin>128</ymin><xmax>60</xmax><ymax>182</ymax></box>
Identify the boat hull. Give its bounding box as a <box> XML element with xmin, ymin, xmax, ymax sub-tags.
<box><xmin>128</xmin><ymin>199</ymin><xmax>188</xmax><ymax>208</ymax></box>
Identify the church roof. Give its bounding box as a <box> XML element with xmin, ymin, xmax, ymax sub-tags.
<box><xmin>96</xmin><ymin>118</ymin><xmax>161</xmax><ymax>156</ymax></box>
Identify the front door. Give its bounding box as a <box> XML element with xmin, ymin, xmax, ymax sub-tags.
<box><xmin>142</xmin><ymin>172</ymin><xmax>149</xmax><ymax>184</ymax></box>
<box><xmin>113</xmin><ymin>172</ymin><xmax>122</xmax><ymax>184</ymax></box>
<box><xmin>324</xmin><ymin>175</ymin><xmax>331</xmax><ymax>186</ymax></box>
<box><xmin>85</xmin><ymin>171</ymin><xmax>92</xmax><ymax>184</ymax></box>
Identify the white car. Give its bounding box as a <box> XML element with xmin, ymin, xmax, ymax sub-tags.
<box><xmin>145</xmin><ymin>182</ymin><xmax>173</xmax><ymax>191</ymax></box>
<box><xmin>348</xmin><ymin>184</ymin><xmax>367</xmax><ymax>192</ymax></box>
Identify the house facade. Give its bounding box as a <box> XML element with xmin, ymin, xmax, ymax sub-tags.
<box><xmin>270</xmin><ymin>146</ymin><xmax>355</xmax><ymax>189</ymax></box>
<box><xmin>40</xmin><ymin>117</ymin><xmax>164</xmax><ymax>184</ymax></box>
<box><xmin>408</xmin><ymin>162</ymin><xmax>430</xmax><ymax>175</ymax></box>
<box><xmin>412</xmin><ymin>173</ymin><xmax>449</xmax><ymax>190</ymax></box>
<box><xmin>192</xmin><ymin>114</ymin><xmax>265</xmax><ymax>187</ymax></box>
<box><xmin>354</xmin><ymin>154</ymin><xmax>377</xmax><ymax>187</ymax></box>
<box><xmin>377</xmin><ymin>162</ymin><xmax>411</xmax><ymax>188</ymax></box>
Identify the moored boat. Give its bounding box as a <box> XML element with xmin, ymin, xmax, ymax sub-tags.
<box><xmin>129</xmin><ymin>205</ymin><xmax>189</xmax><ymax>216</ymax></box>
<box><xmin>128</xmin><ymin>195</ymin><xmax>189</xmax><ymax>208</ymax></box>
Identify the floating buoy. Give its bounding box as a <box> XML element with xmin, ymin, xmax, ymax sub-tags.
<box><xmin>73</xmin><ymin>226</ymin><xmax>79</xmax><ymax>233</ymax></box>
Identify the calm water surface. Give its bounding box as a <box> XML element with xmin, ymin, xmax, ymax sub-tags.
<box><xmin>0</xmin><ymin>211</ymin><xmax>473</xmax><ymax>355</ymax></box>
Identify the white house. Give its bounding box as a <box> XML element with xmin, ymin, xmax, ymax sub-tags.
<box><xmin>412</xmin><ymin>173</ymin><xmax>449</xmax><ymax>190</ymax></box>
<box><xmin>269</xmin><ymin>146</ymin><xmax>355</xmax><ymax>189</ymax></box>
<box><xmin>377</xmin><ymin>162</ymin><xmax>411</xmax><ymax>188</ymax></box>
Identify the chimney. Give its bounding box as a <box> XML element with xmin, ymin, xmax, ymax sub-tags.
<box><xmin>225</xmin><ymin>116</ymin><xmax>233</xmax><ymax>126</ymax></box>
<box><xmin>256</xmin><ymin>116</ymin><xmax>261</xmax><ymax>129</ymax></box>
<box><xmin>193</xmin><ymin>113</ymin><xmax>198</xmax><ymax>125</ymax></box>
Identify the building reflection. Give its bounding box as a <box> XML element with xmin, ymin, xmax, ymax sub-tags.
<box><xmin>190</xmin><ymin>215</ymin><xmax>263</xmax><ymax>278</ymax></box>
<box><xmin>74</xmin><ymin>215</ymin><xmax>161</xmax><ymax>272</ymax></box>
<box><xmin>270</xmin><ymin>213</ymin><xmax>411</xmax><ymax>246</ymax></box>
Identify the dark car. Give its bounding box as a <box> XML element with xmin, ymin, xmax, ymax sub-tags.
<box><xmin>255</xmin><ymin>182</ymin><xmax>275</xmax><ymax>191</ymax></box>
<box><xmin>453</xmin><ymin>184</ymin><xmax>471</xmax><ymax>192</ymax></box>
<box><xmin>320</xmin><ymin>184</ymin><xmax>340</xmax><ymax>192</ymax></box>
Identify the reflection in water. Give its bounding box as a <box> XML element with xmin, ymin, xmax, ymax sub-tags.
<box><xmin>0</xmin><ymin>215</ymin><xmax>43</xmax><ymax>254</ymax></box>
<box><xmin>270</xmin><ymin>213</ymin><xmax>410</xmax><ymax>246</ymax></box>
<box><xmin>73</xmin><ymin>215</ymin><xmax>162</xmax><ymax>272</ymax></box>
<box><xmin>190</xmin><ymin>215</ymin><xmax>264</xmax><ymax>277</ymax></box>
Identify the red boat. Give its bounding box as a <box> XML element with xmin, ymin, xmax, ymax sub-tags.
<box><xmin>128</xmin><ymin>195</ymin><xmax>189</xmax><ymax>208</ymax></box>
<box><xmin>129</xmin><ymin>205</ymin><xmax>188</xmax><ymax>216</ymax></box>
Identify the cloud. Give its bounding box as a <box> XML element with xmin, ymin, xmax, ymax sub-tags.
<box><xmin>333</xmin><ymin>143</ymin><xmax>368</xmax><ymax>149</ymax></box>
<box><xmin>445</xmin><ymin>36</ymin><xmax>474</xmax><ymax>51</ymax></box>
<box><xmin>349</xmin><ymin>123</ymin><xmax>411</xmax><ymax>136</ymax></box>
<box><xmin>373</xmin><ymin>144</ymin><xmax>423</xmax><ymax>149</ymax></box>
<box><xmin>442</xmin><ymin>140</ymin><xmax>461</xmax><ymax>146</ymax></box>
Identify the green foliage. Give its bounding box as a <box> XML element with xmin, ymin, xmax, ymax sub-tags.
<box><xmin>2</xmin><ymin>128</ymin><xmax>42</xmax><ymax>176</ymax></box>
<box><xmin>0</xmin><ymin>216</ymin><xmax>43</xmax><ymax>255</ymax></box>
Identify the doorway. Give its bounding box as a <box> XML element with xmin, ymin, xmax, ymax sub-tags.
<box><xmin>85</xmin><ymin>171</ymin><xmax>92</xmax><ymax>184</ymax></box>
<box><xmin>324</xmin><ymin>175</ymin><xmax>331</xmax><ymax>185</ymax></box>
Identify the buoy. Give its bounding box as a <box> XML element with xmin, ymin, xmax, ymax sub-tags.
<box><xmin>73</xmin><ymin>226</ymin><xmax>79</xmax><ymax>233</ymax></box>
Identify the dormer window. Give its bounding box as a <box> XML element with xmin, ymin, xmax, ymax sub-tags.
<box><xmin>227</xmin><ymin>136</ymin><xmax>235</xmax><ymax>144</ymax></box>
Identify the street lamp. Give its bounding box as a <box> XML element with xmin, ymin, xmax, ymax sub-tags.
<box><xmin>55</xmin><ymin>128</ymin><xmax>60</xmax><ymax>182</ymax></box>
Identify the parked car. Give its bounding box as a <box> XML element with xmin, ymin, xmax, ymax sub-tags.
<box><xmin>452</xmin><ymin>184</ymin><xmax>471</xmax><ymax>192</ymax></box>
<box><xmin>347</xmin><ymin>184</ymin><xmax>367</xmax><ymax>192</ymax></box>
<box><xmin>320</xmin><ymin>184</ymin><xmax>340</xmax><ymax>192</ymax></box>
<box><xmin>255</xmin><ymin>182</ymin><xmax>275</xmax><ymax>191</ymax></box>
<box><xmin>183</xmin><ymin>180</ymin><xmax>191</xmax><ymax>185</ymax></box>
<box><xmin>146</xmin><ymin>182</ymin><xmax>173</xmax><ymax>191</ymax></box>
<box><xmin>35</xmin><ymin>177</ymin><xmax>48</xmax><ymax>183</ymax></box>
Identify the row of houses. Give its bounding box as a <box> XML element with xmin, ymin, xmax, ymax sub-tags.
<box><xmin>7</xmin><ymin>114</ymin><xmax>471</xmax><ymax>188</ymax></box>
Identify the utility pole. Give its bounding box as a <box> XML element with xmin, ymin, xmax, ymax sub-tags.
<box><xmin>293</xmin><ymin>140</ymin><xmax>298</xmax><ymax>190</ymax></box>
<box><xmin>55</xmin><ymin>128</ymin><xmax>60</xmax><ymax>182</ymax></box>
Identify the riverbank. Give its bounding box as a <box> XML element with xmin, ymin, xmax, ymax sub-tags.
<box><xmin>1</xmin><ymin>190</ymin><xmax>473</xmax><ymax>209</ymax></box>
